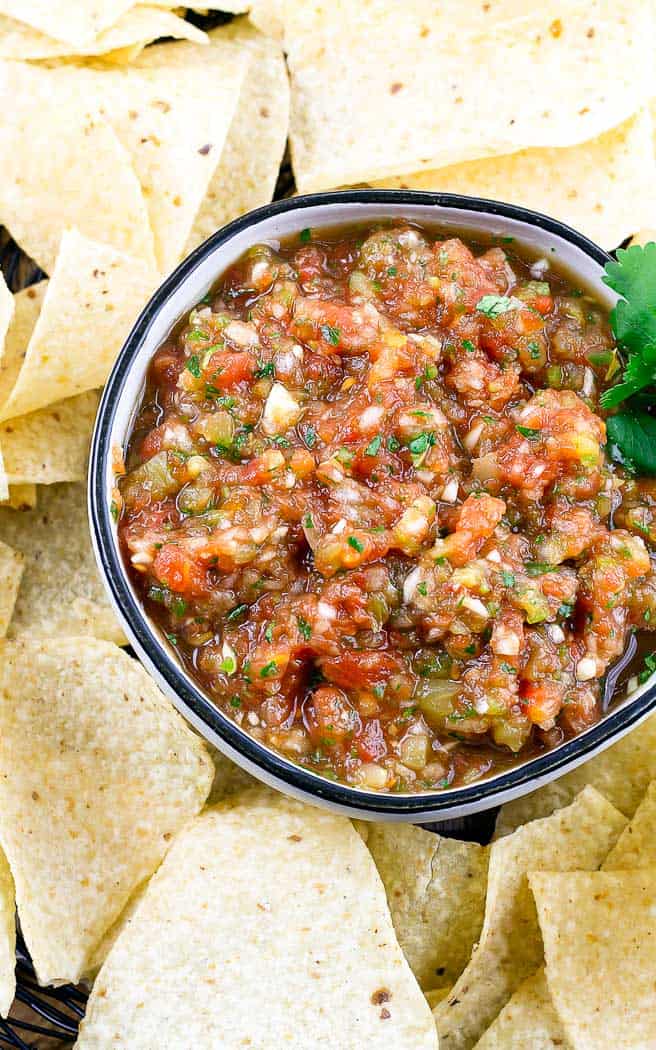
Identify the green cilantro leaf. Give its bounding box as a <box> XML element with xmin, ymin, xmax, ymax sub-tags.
<box><xmin>475</xmin><ymin>294</ymin><xmax>523</xmax><ymax>318</ymax></box>
<box><xmin>320</xmin><ymin>324</ymin><xmax>341</xmax><ymax>346</ymax></box>
<box><xmin>186</xmin><ymin>354</ymin><xmax>201</xmax><ymax>378</ymax></box>
<box><xmin>515</xmin><ymin>424</ymin><xmax>541</xmax><ymax>440</ymax></box>
<box><xmin>347</xmin><ymin>535</ymin><xmax>364</xmax><ymax>553</ymax></box>
<box><xmin>365</xmin><ymin>435</ymin><xmax>382</xmax><ymax>456</ymax></box>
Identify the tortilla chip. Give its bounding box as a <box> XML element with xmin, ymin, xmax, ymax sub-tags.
<box><xmin>0</xmin><ymin>636</ymin><xmax>213</xmax><ymax>984</ymax></box>
<box><xmin>0</xmin><ymin>282</ymin><xmax>47</xmax><ymax>409</ymax></box>
<box><xmin>0</xmin><ymin>849</ymin><xmax>14</xmax><ymax>1019</ymax></box>
<box><xmin>0</xmin><ymin>61</ymin><xmax>156</xmax><ymax>274</ymax></box>
<box><xmin>376</xmin><ymin>110</ymin><xmax>656</xmax><ymax>252</ymax></box>
<box><xmin>43</xmin><ymin>38</ymin><xmax>250</xmax><ymax>273</ymax></box>
<box><xmin>531</xmin><ymin>869</ymin><xmax>656</xmax><ymax>1050</ymax></box>
<box><xmin>0</xmin><ymin>270</ymin><xmax>13</xmax><ymax>361</ymax></box>
<box><xmin>434</xmin><ymin>787</ymin><xmax>626</xmax><ymax>1050</ymax></box>
<box><xmin>0</xmin><ymin>231</ymin><xmax>156</xmax><ymax>421</ymax></box>
<box><xmin>0</xmin><ymin>481</ymin><xmax>125</xmax><ymax>644</ymax></box>
<box><xmin>362</xmin><ymin>822</ymin><xmax>489</xmax><ymax>989</ymax></box>
<box><xmin>184</xmin><ymin>20</ymin><xmax>290</xmax><ymax>254</ymax></box>
<box><xmin>77</xmin><ymin>792</ymin><xmax>438</xmax><ymax>1049</ymax></box>
<box><xmin>0</xmin><ymin>391</ymin><xmax>99</xmax><ymax>484</ymax></box>
<box><xmin>205</xmin><ymin>743</ymin><xmax>257</xmax><ymax>804</ymax></box>
<box><xmin>630</xmin><ymin>228</ymin><xmax>656</xmax><ymax>246</ymax></box>
<box><xmin>494</xmin><ymin>711</ymin><xmax>656</xmax><ymax>838</ymax></box>
<box><xmin>0</xmin><ymin>6</ymin><xmax>207</xmax><ymax>59</ymax></box>
<box><xmin>426</xmin><ymin>988</ymin><xmax>452</xmax><ymax>1010</ymax></box>
<box><xmin>0</xmin><ymin>540</ymin><xmax>23</xmax><ymax>638</ymax></box>
<box><xmin>278</xmin><ymin>0</ymin><xmax>653</xmax><ymax>192</ymax></box>
<box><xmin>0</xmin><ymin>449</ymin><xmax>6</xmax><ymax>502</ymax></box>
<box><xmin>0</xmin><ymin>484</ymin><xmax>37</xmax><ymax>510</ymax></box>
<box><xmin>473</xmin><ymin>968</ymin><xmax>569</xmax><ymax>1050</ymax></box>
<box><xmin>602</xmin><ymin>779</ymin><xmax>656</xmax><ymax>870</ymax></box>
<box><xmin>0</xmin><ymin>0</ymin><xmax>136</xmax><ymax>46</ymax></box>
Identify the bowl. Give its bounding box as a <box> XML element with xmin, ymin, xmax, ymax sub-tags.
<box><xmin>89</xmin><ymin>189</ymin><xmax>656</xmax><ymax>822</ymax></box>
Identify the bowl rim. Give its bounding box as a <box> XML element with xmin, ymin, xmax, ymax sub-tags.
<box><xmin>89</xmin><ymin>188</ymin><xmax>656</xmax><ymax>819</ymax></box>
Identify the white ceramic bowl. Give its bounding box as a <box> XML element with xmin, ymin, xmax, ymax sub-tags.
<box><xmin>89</xmin><ymin>190</ymin><xmax>656</xmax><ymax>821</ymax></box>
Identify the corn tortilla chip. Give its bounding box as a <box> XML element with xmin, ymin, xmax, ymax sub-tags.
<box><xmin>0</xmin><ymin>636</ymin><xmax>213</xmax><ymax>984</ymax></box>
<box><xmin>0</xmin><ymin>270</ymin><xmax>13</xmax><ymax>362</ymax></box>
<box><xmin>184</xmin><ymin>20</ymin><xmax>290</xmax><ymax>254</ymax></box>
<box><xmin>0</xmin><ymin>849</ymin><xmax>14</xmax><ymax>1019</ymax></box>
<box><xmin>434</xmin><ymin>787</ymin><xmax>626</xmax><ymax>1050</ymax></box>
<box><xmin>0</xmin><ymin>61</ymin><xmax>156</xmax><ymax>274</ymax></box>
<box><xmin>602</xmin><ymin>779</ymin><xmax>656</xmax><ymax>870</ymax></box>
<box><xmin>494</xmin><ymin>710</ymin><xmax>656</xmax><ymax>838</ymax></box>
<box><xmin>205</xmin><ymin>743</ymin><xmax>256</xmax><ymax>803</ymax></box>
<box><xmin>44</xmin><ymin>38</ymin><xmax>250</xmax><ymax>273</ymax></box>
<box><xmin>76</xmin><ymin>792</ymin><xmax>438</xmax><ymax>1049</ymax></box>
<box><xmin>426</xmin><ymin>987</ymin><xmax>452</xmax><ymax>1010</ymax></box>
<box><xmin>0</xmin><ymin>282</ymin><xmax>46</xmax><ymax>410</ymax></box>
<box><xmin>0</xmin><ymin>482</ymin><xmax>124</xmax><ymax>644</ymax></box>
<box><xmin>0</xmin><ymin>540</ymin><xmax>23</xmax><ymax>638</ymax></box>
<box><xmin>279</xmin><ymin>0</ymin><xmax>653</xmax><ymax>192</ymax></box>
<box><xmin>473</xmin><ymin>968</ymin><xmax>569</xmax><ymax>1050</ymax></box>
<box><xmin>0</xmin><ymin>448</ymin><xmax>6</xmax><ymax>502</ymax></box>
<box><xmin>376</xmin><ymin>111</ymin><xmax>656</xmax><ymax>252</ymax></box>
<box><xmin>0</xmin><ymin>231</ymin><xmax>156</xmax><ymax>421</ymax></box>
<box><xmin>0</xmin><ymin>6</ymin><xmax>207</xmax><ymax>59</ymax></box>
<box><xmin>531</xmin><ymin>870</ymin><xmax>656</xmax><ymax>1050</ymax></box>
<box><xmin>0</xmin><ymin>485</ymin><xmax>37</xmax><ymax>510</ymax></box>
<box><xmin>0</xmin><ymin>0</ymin><xmax>137</xmax><ymax>46</ymax></box>
<box><xmin>0</xmin><ymin>391</ymin><xmax>99</xmax><ymax>485</ymax></box>
<box><xmin>630</xmin><ymin>229</ymin><xmax>656</xmax><ymax>246</ymax></box>
<box><xmin>361</xmin><ymin>822</ymin><xmax>489</xmax><ymax>989</ymax></box>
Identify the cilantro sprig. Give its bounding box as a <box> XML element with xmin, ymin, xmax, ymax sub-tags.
<box><xmin>598</xmin><ymin>243</ymin><xmax>656</xmax><ymax>474</ymax></box>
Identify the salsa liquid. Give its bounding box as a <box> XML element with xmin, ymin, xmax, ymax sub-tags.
<box><xmin>117</xmin><ymin>222</ymin><xmax>656</xmax><ymax>792</ymax></box>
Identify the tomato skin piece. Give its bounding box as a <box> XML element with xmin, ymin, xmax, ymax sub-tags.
<box><xmin>354</xmin><ymin>719</ymin><xmax>387</xmax><ymax>762</ymax></box>
<box><xmin>205</xmin><ymin>350</ymin><xmax>256</xmax><ymax>390</ymax></box>
<box><xmin>152</xmin><ymin>544</ymin><xmax>208</xmax><ymax>598</ymax></box>
<box><xmin>320</xmin><ymin>650</ymin><xmax>406</xmax><ymax>691</ymax></box>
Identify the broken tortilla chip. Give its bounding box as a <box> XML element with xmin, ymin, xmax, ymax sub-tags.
<box><xmin>0</xmin><ymin>540</ymin><xmax>23</xmax><ymax>637</ymax></box>
<box><xmin>0</xmin><ymin>485</ymin><xmax>36</xmax><ymax>510</ymax></box>
<box><xmin>0</xmin><ymin>481</ymin><xmax>124</xmax><ymax>644</ymax></box>
<box><xmin>473</xmin><ymin>968</ymin><xmax>568</xmax><ymax>1050</ymax></box>
<box><xmin>0</xmin><ymin>0</ymin><xmax>137</xmax><ymax>47</ymax></box>
<box><xmin>0</xmin><ymin>5</ymin><xmax>207</xmax><ymax>60</ymax></box>
<box><xmin>376</xmin><ymin>110</ymin><xmax>656</xmax><ymax>252</ymax></box>
<box><xmin>0</xmin><ymin>61</ymin><xmax>156</xmax><ymax>274</ymax></box>
<box><xmin>0</xmin><ymin>636</ymin><xmax>213</xmax><ymax>984</ymax></box>
<box><xmin>76</xmin><ymin>792</ymin><xmax>437</xmax><ymax>1049</ymax></box>
<box><xmin>361</xmin><ymin>822</ymin><xmax>489</xmax><ymax>989</ymax></box>
<box><xmin>434</xmin><ymin>787</ymin><xmax>626</xmax><ymax>1050</ymax></box>
<box><xmin>602</xmin><ymin>779</ymin><xmax>656</xmax><ymax>871</ymax></box>
<box><xmin>0</xmin><ymin>282</ymin><xmax>47</xmax><ymax>410</ymax></box>
<box><xmin>184</xmin><ymin>19</ymin><xmax>290</xmax><ymax>254</ymax></box>
<box><xmin>531</xmin><ymin>869</ymin><xmax>656</xmax><ymax>1050</ymax></box>
<box><xmin>277</xmin><ymin>0</ymin><xmax>653</xmax><ymax>192</ymax></box>
<box><xmin>0</xmin><ymin>231</ymin><xmax>156</xmax><ymax>421</ymax></box>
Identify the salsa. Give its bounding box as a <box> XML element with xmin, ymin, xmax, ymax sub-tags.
<box><xmin>116</xmin><ymin>222</ymin><xmax>656</xmax><ymax>792</ymax></box>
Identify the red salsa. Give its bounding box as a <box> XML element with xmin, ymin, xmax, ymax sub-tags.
<box><xmin>117</xmin><ymin>223</ymin><xmax>656</xmax><ymax>792</ymax></box>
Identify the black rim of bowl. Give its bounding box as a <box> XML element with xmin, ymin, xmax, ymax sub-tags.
<box><xmin>89</xmin><ymin>189</ymin><xmax>656</xmax><ymax>818</ymax></box>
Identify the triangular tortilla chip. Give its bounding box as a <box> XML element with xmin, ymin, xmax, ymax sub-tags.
<box><xmin>434</xmin><ymin>787</ymin><xmax>626</xmax><ymax>1050</ymax></box>
<box><xmin>0</xmin><ymin>539</ymin><xmax>23</xmax><ymax>637</ymax></box>
<box><xmin>473</xmin><ymin>968</ymin><xmax>569</xmax><ymax>1050</ymax></box>
<box><xmin>376</xmin><ymin>110</ymin><xmax>656</xmax><ymax>252</ymax></box>
<box><xmin>185</xmin><ymin>19</ymin><xmax>290</xmax><ymax>253</ymax></box>
<box><xmin>275</xmin><ymin>0</ymin><xmax>653</xmax><ymax>191</ymax></box>
<box><xmin>0</xmin><ymin>849</ymin><xmax>14</xmax><ymax>1018</ymax></box>
<box><xmin>0</xmin><ymin>636</ymin><xmax>214</xmax><ymax>984</ymax></box>
<box><xmin>0</xmin><ymin>230</ymin><xmax>156</xmax><ymax>421</ymax></box>
<box><xmin>361</xmin><ymin>822</ymin><xmax>489</xmax><ymax>989</ymax></box>
<box><xmin>0</xmin><ymin>481</ymin><xmax>124</xmax><ymax>644</ymax></box>
<box><xmin>0</xmin><ymin>61</ymin><xmax>156</xmax><ymax>274</ymax></box>
<box><xmin>77</xmin><ymin>792</ymin><xmax>438</xmax><ymax>1049</ymax></box>
<box><xmin>0</xmin><ymin>282</ymin><xmax>46</xmax><ymax>410</ymax></box>
<box><xmin>0</xmin><ymin>5</ymin><xmax>207</xmax><ymax>60</ymax></box>
<box><xmin>0</xmin><ymin>485</ymin><xmax>36</xmax><ymax>510</ymax></box>
<box><xmin>602</xmin><ymin>779</ymin><xmax>656</xmax><ymax>870</ymax></box>
<box><xmin>0</xmin><ymin>391</ymin><xmax>99</xmax><ymax>484</ymax></box>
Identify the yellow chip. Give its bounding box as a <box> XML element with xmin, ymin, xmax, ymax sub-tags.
<box><xmin>602</xmin><ymin>778</ymin><xmax>656</xmax><ymax>870</ymax></box>
<box><xmin>0</xmin><ymin>484</ymin><xmax>37</xmax><ymax>510</ymax></box>
<box><xmin>434</xmin><ymin>787</ymin><xmax>626</xmax><ymax>1050</ymax></box>
<box><xmin>0</xmin><ymin>636</ymin><xmax>213</xmax><ymax>984</ymax></box>
<box><xmin>473</xmin><ymin>968</ymin><xmax>569</xmax><ymax>1050</ymax></box>
<box><xmin>276</xmin><ymin>0</ymin><xmax>653</xmax><ymax>191</ymax></box>
<box><xmin>184</xmin><ymin>19</ymin><xmax>290</xmax><ymax>254</ymax></box>
<box><xmin>376</xmin><ymin>110</ymin><xmax>656</xmax><ymax>252</ymax></box>
<box><xmin>0</xmin><ymin>849</ymin><xmax>14</xmax><ymax>1019</ymax></box>
<box><xmin>0</xmin><ymin>481</ymin><xmax>124</xmax><ymax>644</ymax></box>
<box><xmin>0</xmin><ymin>282</ymin><xmax>47</xmax><ymax>410</ymax></box>
<box><xmin>0</xmin><ymin>391</ymin><xmax>99</xmax><ymax>485</ymax></box>
<box><xmin>0</xmin><ymin>230</ymin><xmax>156</xmax><ymax>421</ymax></box>
<box><xmin>0</xmin><ymin>5</ymin><xmax>207</xmax><ymax>60</ymax></box>
<box><xmin>494</xmin><ymin>710</ymin><xmax>656</xmax><ymax>838</ymax></box>
<box><xmin>0</xmin><ymin>61</ymin><xmax>156</xmax><ymax>274</ymax></box>
<box><xmin>531</xmin><ymin>869</ymin><xmax>656</xmax><ymax>1050</ymax></box>
<box><xmin>0</xmin><ymin>539</ymin><xmax>23</xmax><ymax>637</ymax></box>
<box><xmin>77</xmin><ymin>792</ymin><xmax>438</xmax><ymax>1049</ymax></box>
<box><xmin>361</xmin><ymin>822</ymin><xmax>489</xmax><ymax>989</ymax></box>
<box><xmin>630</xmin><ymin>229</ymin><xmax>656</xmax><ymax>246</ymax></box>
<box><xmin>0</xmin><ymin>1</ymin><xmax>136</xmax><ymax>45</ymax></box>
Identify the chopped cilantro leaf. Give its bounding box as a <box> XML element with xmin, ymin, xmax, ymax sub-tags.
<box><xmin>387</xmin><ymin>266</ymin><xmax>398</xmax><ymax>276</ymax></box>
<box><xmin>320</xmin><ymin>324</ymin><xmax>341</xmax><ymax>346</ymax></box>
<box><xmin>407</xmin><ymin>431</ymin><xmax>436</xmax><ymax>456</ymax></box>
<box><xmin>304</xmin><ymin>513</ymin><xmax>315</xmax><ymax>529</ymax></box>
<box><xmin>297</xmin><ymin>616</ymin><xmax>312</xmax><ymax>641</ymax></box>
<box><xmin>475</xmin><ymin>294</ymin><xmax>523</xmax><ymax>317</ymax></box>
<box><xmin>299</xmin><ymin>227</ymin><xmax>312</xmax><ymax>243</ymax></box>
<box><xmin>417</xmin><ymin>581</ymin><xmax>428</xmax><ymax>596</ymax></box>
<box><xmin>639</xmin><ymin>650</ymin><xmax>656</xmax><ymax>684</ymax></box>
<box><xmin>259</xmin><ymin>661</ymin><xmax>279</xmax><ymax>678</ymax></box>
<box><xmin>516</xmin><ymin>424</ymin><xmax>541</xmax><ymax>440</ymax></box>
<box><xmin>365</xmin><ymin>435</ymin><xmax>382</xmax><ymax>456</ymax></box>
<box><xmin>501</xmin><ymin>570</ymin><xmax>516</xmax><ymax>587</ymax></box>
<box><xmin>110</xmin><ymin>499</ymin><xmax>119</xmax><ymax>522</ymax></box>
<box><xmin>462</xmin><ymin>339</ymin><xmax>475</xmax><ymax>353</ymax></box>
<box><xmin>304</xmin><ymin>425</ymin><xmax>318</xmax><ymax>449</ymax></box>
<box><xmin>186</xmin><ymin>354</ymin><xmax>201</xmax><ymax>378</ymax></box>
<box><xmin>347</xmin><ymin>535</ymin><xmax>364</xmax><ymax>553</ymax></box>
<box><xmin>226</xmin><ymin>603</ymin><xmax>248</xmax><ymax>622</ymax></box>
<box><xmin>254</xmin><ymin>361</ymin><xmax>275</xmax><ymax>379</ymax></box>
<box><xmin>264</xmin><ymin>623</ymin><xmax>274</xmax><ymax>643</ymax></box>
<box><xmin>386</xmin><ymin>435</ymin><xmax>400</xmax><ymax>453</ymax></box>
